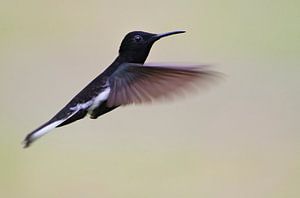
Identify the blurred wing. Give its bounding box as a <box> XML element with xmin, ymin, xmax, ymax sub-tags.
<box><xmin>107</xmin><ymin>63</ymin><xmax>221</xmax><ymax>107</ymax></box>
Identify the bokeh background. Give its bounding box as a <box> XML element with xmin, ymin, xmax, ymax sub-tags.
<box><xmin>1</xmin><ymin>0</ymin><xmax>299</xmax><ymax>198</ymax></box>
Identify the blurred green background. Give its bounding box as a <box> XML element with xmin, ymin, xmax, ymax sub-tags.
<box><xmin>0</xmin><ymin>0</ymin><xmax>299</xmax><ymax>198</ymax></box>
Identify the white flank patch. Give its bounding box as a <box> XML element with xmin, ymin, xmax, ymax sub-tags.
<box><xmin>70</xmin><ymin>100</ymin><xmax>93</xmax><ymax>111</ymax></box>
<box><xmin>88</xmin><ymin>87</ymin><xmax>111</xmax><ymax>112</ymax></box>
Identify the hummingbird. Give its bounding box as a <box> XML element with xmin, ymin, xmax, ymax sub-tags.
<box><xmin>23</xmin><ymin>30</ymin><xmax>219</xmax><ymax>148</ymax></box>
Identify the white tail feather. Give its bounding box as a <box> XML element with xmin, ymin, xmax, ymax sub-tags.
<box><xmin>23</xmin><ymin>120</ymin><xmax>65</xmax><ymax>148</ymax></box>
<box><xmin>23</xmin><ymin>108</ymin><xmax>82</xmax><ymax>148</ymax></box>
<box><xmin>31</xmin><ymin>120</ymin><xmax>64</xmax><ymax>141</ymax></box>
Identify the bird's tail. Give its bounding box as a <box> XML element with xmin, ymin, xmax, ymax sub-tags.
<box><xmin>23</xmin><ymin>119</ymin><xmax>65</xmax><ymax>148</ymax></box>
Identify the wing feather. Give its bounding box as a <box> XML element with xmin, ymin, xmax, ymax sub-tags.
<box><xmin>107</xmin><ymin>63</ymin><xmax>221</xmax><ymax>107</ymax></box>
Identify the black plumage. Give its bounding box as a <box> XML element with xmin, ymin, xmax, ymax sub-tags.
<box><xmin>23</xmin><ymin>30</ymin><xmax>220</xmax><ymax>148</ymax></box>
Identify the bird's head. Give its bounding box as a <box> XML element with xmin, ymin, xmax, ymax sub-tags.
<box><xmin>118</xmin><ymin>30</ymin><xmax>185</xmax><ymax>63</ymax></box>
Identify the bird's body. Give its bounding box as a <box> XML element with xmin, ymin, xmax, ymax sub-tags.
<box><xmin>23</xmin><ymin>30</ymin><xmax>219</xmax><ymax>148</ymax></box>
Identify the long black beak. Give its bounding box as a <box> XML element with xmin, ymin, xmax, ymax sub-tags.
<box><xmin>151</xmin><ymin>30</ymin><xmax>186</xmax><ymax>42</ymax></box>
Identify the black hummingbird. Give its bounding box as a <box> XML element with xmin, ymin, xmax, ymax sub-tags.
<box><xmin>23</xmin><ymin>30</ymin><xmax>219</xmax><ymax>148</ymax></box>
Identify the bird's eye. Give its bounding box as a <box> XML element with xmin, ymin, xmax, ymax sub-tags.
<box><xmin>133</xmin><ymin>35</ymin><xmax>143</xmax><ymax>42</ymax></box>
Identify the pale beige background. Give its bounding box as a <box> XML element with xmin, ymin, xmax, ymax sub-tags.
<box><xmin>0</xmin><ymin>0</ymin><xmax>299</xmax><ymax>198</ymax></box>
